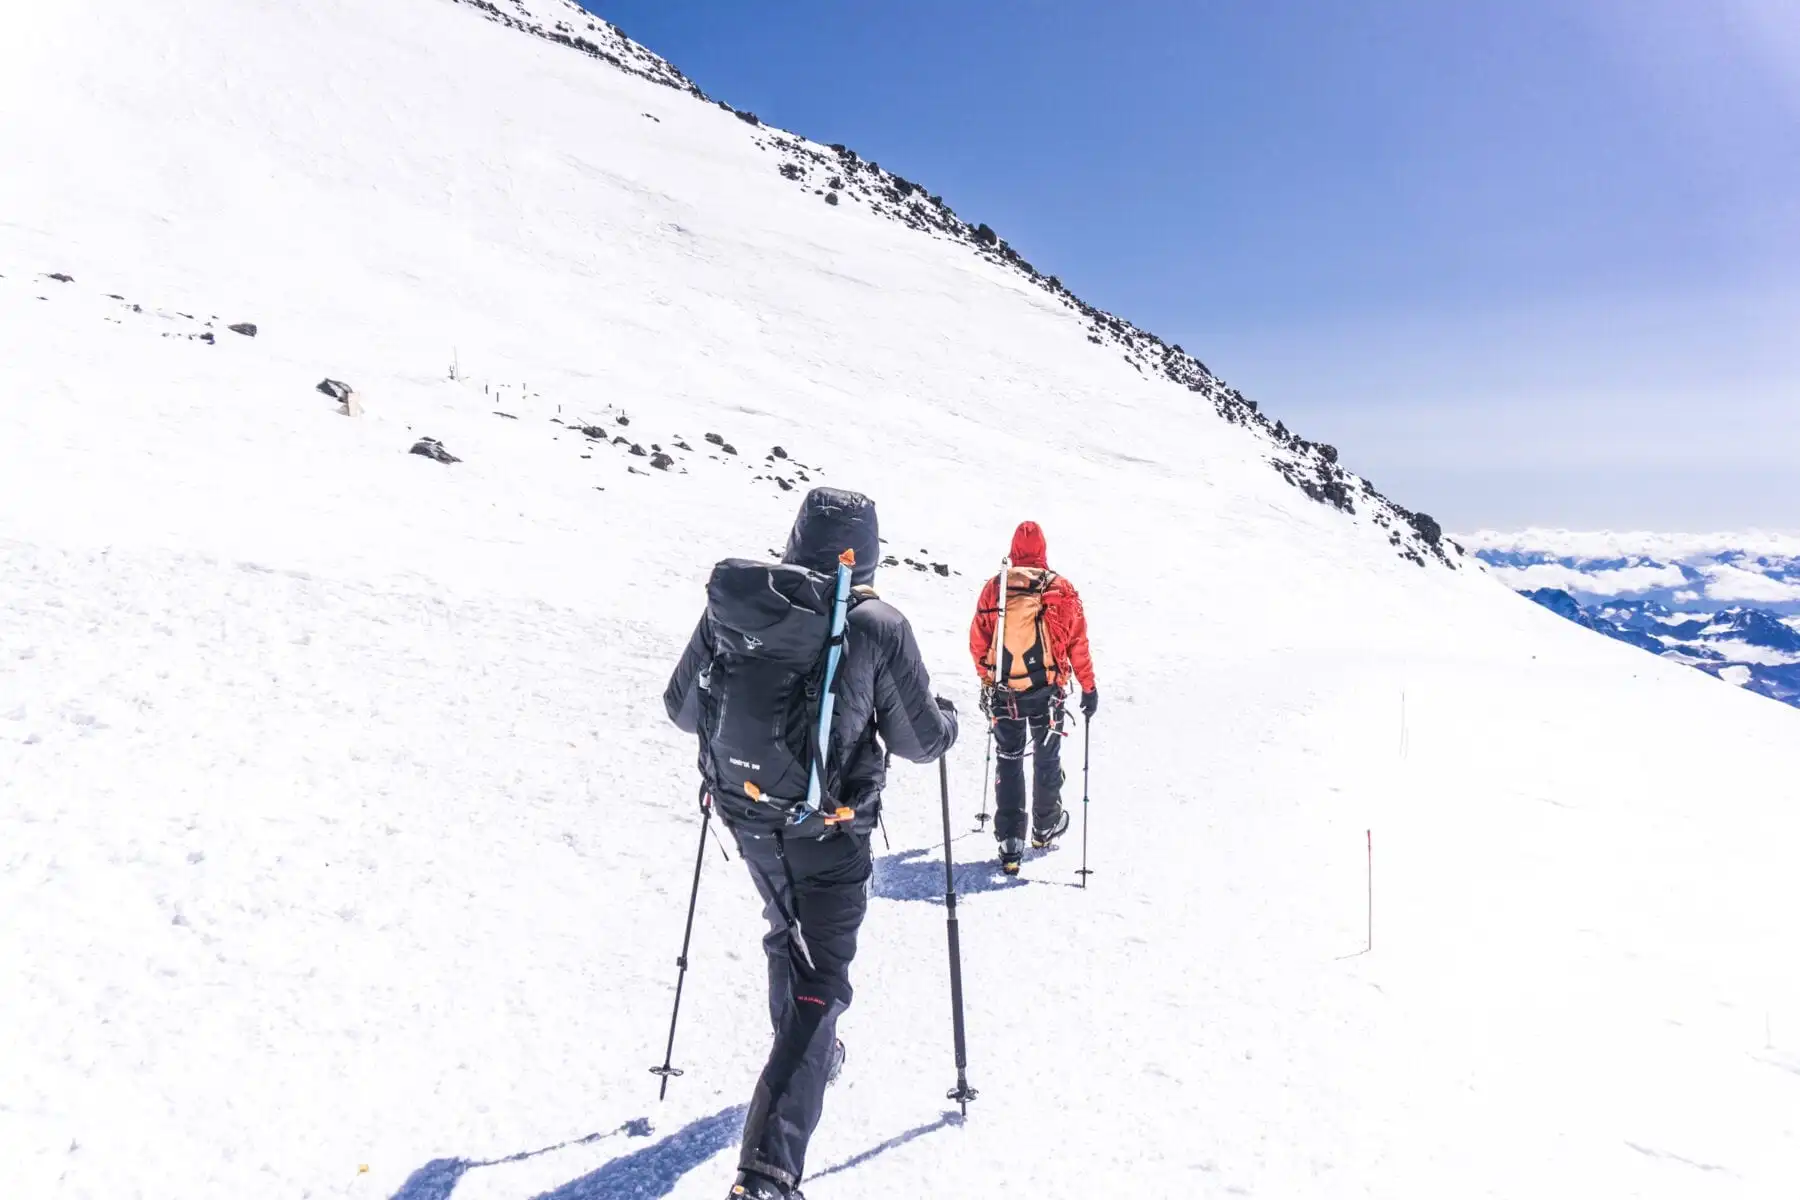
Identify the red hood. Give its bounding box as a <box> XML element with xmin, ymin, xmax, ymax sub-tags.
<box><xmin>1010</xmin><ymin>521</ymin><xmax>1048</xmax><ymax>568</ymax></box>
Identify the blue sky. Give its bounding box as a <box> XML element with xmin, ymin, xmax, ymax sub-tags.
<box><xmin>585</xmin><ymin>0</ymin><xmax>1798</xmax><ymax>532</ymax></box>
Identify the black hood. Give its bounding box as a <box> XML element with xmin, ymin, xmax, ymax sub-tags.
<box><xmin>782</xmin><ymin>487</ymin><xmax>880</xmax><ymax>586</ymax></box>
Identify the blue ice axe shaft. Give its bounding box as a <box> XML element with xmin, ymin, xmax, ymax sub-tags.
<box><xmin>803</xmin><ymin>551</ymin><xmax>855</xmax><ymax>814</ymax></box>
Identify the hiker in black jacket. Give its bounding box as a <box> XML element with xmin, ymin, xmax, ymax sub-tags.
<box><xmin>664</xmin><ymin>487</ymin><xmax>958</xmax><ymax>1200</ymax></box>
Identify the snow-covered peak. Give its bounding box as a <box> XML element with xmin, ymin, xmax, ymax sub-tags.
<box><xmin>450</xmin><ymin>0</ymin><xmax>702</xmax><ymax>95</ymax></box>
<box><xmin>455</xmin><ymin>0</ymin><xmax>1459</xmax><ymax>569</ymax></box>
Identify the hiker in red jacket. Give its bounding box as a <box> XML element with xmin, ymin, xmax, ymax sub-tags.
<box><xmin>967</xmin><ymin>521</ymin><xmax>1098</xmax><ymax>873</ymax></box>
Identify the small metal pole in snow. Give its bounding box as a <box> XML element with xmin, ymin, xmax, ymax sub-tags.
<box><xmin>1366</xmin><ymin>829</ymin><xmax>1373</xmax><ymax>954</ymax></box>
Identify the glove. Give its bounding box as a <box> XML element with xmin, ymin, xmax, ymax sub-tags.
<box><xmin>934</xmin><ymin>695</ymin><xmax>957</xmax><ymax>716</ymax></box>
<box><xmin>978</xmin><ymin>687</ymin><xmax>994</xmax><ymax>718</ymax></box>
<box><xmin>1080</xmin><ymin>689</ymin><xmax>1099</xmax><ymax>718</ymax></box>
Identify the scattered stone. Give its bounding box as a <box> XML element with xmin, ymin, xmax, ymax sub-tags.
<box><xmin>1317</xmin><ymin>444</ymin><xmax>1339</xmax><ymax>465</ymax></box>
<box><xmin>974</xmin><ymin>224</ymin><xmax>998</xmax><ymax>246</ymax></box>
<box><xmin>316</xmin><ymin>379</ymin><xmax>354</xmax><ymax>403</ymax></box>
<box><xmin>771</xmin><ymin>446</ymin><xmax>788</xmax><ymax>459</ymax></box>
<box><xmin>720</xmin><ymin>443</ymin><xmax>738</xmax><ymax>455</ymax></box>
<box><xmin>493</xmin><ymin>411</ymin><xmax>518</xmax><ymax>420</ymax></box>
<box><xmin>825</xmin><ymin>193</ymin><xmax>839</xmax><ymax>206</ymax></box>
<box><xmin>410</xmin><ymin>438</ymin><xmax>460</xmax><ymax>464</ymax></box>
<box><xmin>46</xmin><ymin>273</ymin><xmax>73</xmax><ymax>283</ymax></box>
<box><xmin>615</xmin><ymin>413</ymin><xmax>630</xmax><ymax>426</ymax></box>
<box><xmin>674</xmin><ymin>439</ymin><xmax>693</xmax><ymax>451</ymax></box>
<box><xmin>775</xmin><ymin>477</ymin><xmax>794</xmax><ymax>491</ymax></box>
<box><xmin>628</xmin><ymin>443</ymin><xmax>648</xmax><ymax>457</ymax></box>
<box><xmin>705</xmin><ymin>432</ymin><xmax>724</xmax><ymax>445</ymax></box>
<box><xmin>881</xmin><ymin>555</ymin><xmax>899</xmax><ymax>568</ymax></box>
<box><xmin>780</xmin><ymin>163</ymin><xmax>803</xmax><ymax>180</ymax></box>
<box><xmin>932</xmin><ymin>563</ymin><xmax>951</xmax><ymax>577</ymax></box>
<box><xmin>199</xmin><ymin>332</ymin><xmax>215</xmax><ymax>344</ymax></box>
<box><xmin>735</xmin><ymin>110</ymin><xmax>761</xmax><ymax>126</ymax></box>
<box><xmin>228</xmin><ymin>322</ymin><xmax>258</xmax><ymax>338</ymax></box>
<box><xmin>1407</xmin><ymin>511</ymin><xmax>1443</xmax><ymax>546</ymax></box>
<box><xmin>650</xmin><ymin>452</ymin><xmax>674</xmax><ymax>470</ymax></box>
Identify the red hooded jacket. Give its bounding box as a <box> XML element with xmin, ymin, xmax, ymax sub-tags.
<box><xmin>967</xmin><ymin>521</ymin><xmax>1097</xmax><ymax>694</ymax></box>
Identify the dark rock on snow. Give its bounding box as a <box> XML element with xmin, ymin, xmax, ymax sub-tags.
<box><xmin>316</xmin><ymin>379</ymin><xmax>354</xmax><ymax>402</ymax></box>
<box><xmin>228</xmin><ymin>322</ymin><xmax>258</xmax><ymax>337</ymax></box>
<box><xmin>650</xmin><ymin>452</ymin><xmax>675</xmax><ymax>470</ymax></box>
<box><xmin>410</xmin><ymin>438</ymin><xmax>461</xmax><ymax>464</ymax></box>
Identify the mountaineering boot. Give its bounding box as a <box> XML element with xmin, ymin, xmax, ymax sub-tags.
<box><xmin>729</xmin><ymin>1170</ymin><xmax>803</xmax><ymax>1199</ymax></box>
<box><xmin>999</xmin><ymin>837</ymin><xmax>1026</xmax><ymax>875</ymax></box>
<box><xmin>1032</xmin><ymin>805</ymin><xmax>1070</xmax><ymax>849</ymax></box>
<box><xmin>827</xmin><ymin>1038</ymin><xmax>846</xmax><ymax>1086</ymax></box>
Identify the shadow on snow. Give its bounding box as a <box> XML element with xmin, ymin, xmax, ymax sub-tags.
<box><xmin>808</xmin><ymin>1110</ymin><xmax>965</xmax><ymax>1180</ymax></box>
<box><xmin>388</xmin><ymin>1109</ymin><xmax>735</xmax><ymax>1200</ymax></box>
<box><xmin>391</xmin><ymin>1103</ymin><xmax>963</xmax><ymax>1198</ymax></box>
<box><xmin>870</xmin><ymin>847</ymin><xmax>1028</xmax><ymax>903</ymax></box>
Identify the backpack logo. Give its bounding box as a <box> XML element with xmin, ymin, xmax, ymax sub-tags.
<box><xmin>741</xmin><ymin>633</ymin><xmax>763</xmax><ymax>651</ymax></box>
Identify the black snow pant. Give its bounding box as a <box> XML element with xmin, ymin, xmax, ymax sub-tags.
<box><xmin>992</xmin><ymin>686</ymin><xmax>1066</xmax><ymax>844</ymax></box>
<box><xmin>731</xmin><ymin>825</ymin><xmax>872</xmax><ymax>1190</ymax></box>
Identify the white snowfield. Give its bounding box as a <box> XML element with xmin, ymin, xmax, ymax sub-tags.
<box><xmin>2</xmin><ymin>2</ymin><xmax>1797</xmax><ymax>1198</ymax></box>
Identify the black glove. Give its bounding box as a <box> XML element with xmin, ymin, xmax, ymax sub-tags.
<box><xmin>978</xmin><ymin>686</ymin><xmax>994</xmax><ymax>718</ymax></box>
<box><xmin>1080</xmin><ymin>689</ymin><xmax>1099</xmax><ymax>718</ymax></box>
<box><xmin>935</xmin><ymin>695</ymin><xmax>957</xmax><ymax>716</ymax></box>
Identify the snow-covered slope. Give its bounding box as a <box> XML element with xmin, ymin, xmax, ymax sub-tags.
<box><xmin>4</xmin><ymin>3</ymin><xmax>1799</xmax><ymax>1199</ymax></box>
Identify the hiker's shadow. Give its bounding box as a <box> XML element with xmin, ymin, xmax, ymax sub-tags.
<box><xmin>389</xmin><ymin>1108</ymin><xmax>739</xmax><ymax>1200</ymax></box>
<box><xmin>534</xmin><ymin>1106</ymin><xmax>745</xmax><ymax>1200</ymax></box>
<box><xmin>871</xmin><ymin>847</ymin><xmax>1026</xmax><ymax>903</ymax></box>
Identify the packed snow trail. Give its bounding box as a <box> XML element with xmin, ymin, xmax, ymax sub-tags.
<box><xmin>3</xmin><ymin>1</ymin><xmax>1799</xmax><ymax>1197</ymax></box>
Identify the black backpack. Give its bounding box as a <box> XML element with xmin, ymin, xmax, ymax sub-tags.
<box><xmin>697</xmin><ymin>558</ymin><xmax>854</xmax><ymax>828</ymax></box>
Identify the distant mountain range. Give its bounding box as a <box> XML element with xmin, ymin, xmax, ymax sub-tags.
<box><xmin>1463</xmin><ymin>532</ymin><xmax>1800</xmax><ymax>708</ymax></box>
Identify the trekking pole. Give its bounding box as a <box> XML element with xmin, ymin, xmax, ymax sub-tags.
<box><xmin>938</xmin><ymin>754</ymin><xmax>979</xmax><ymax>1116</ymax></box>
<box><xmin>650</xmin><ymin>794</ymin><xmax>714</xmax><ymax>1099</ymax></box>
<box><xmin>1076</xmin><ymin>718</ymin><xmax>1094</xmax><ymax>887</ymax></box>
<box><xmin>974</xmin><ymin>720</ymin><xmax>993</xmax><ymax>831</ymax></box>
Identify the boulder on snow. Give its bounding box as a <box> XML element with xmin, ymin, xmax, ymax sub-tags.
<box><xmin>771</xmin><ymin>446</ymin><xmax>789</xmax><ymax>459</ymax></box>
<box><xmin>410</xmin><ymin>438</ymin><xmax>460</xmax><ymax>464</ymax></box>
<box><xmin>705</xmin><ymin>432</ymin><xmax>724</xmax><ymax>446</ymax></box>
<box><xmin>46</xmin><ymin>272</ymin><xmax>74</xmax><ymax>283</ymax></box>
<box><xmin>228</xmin><ymin>322</ymin><xmax>258</xmax><ymax>338</ymax></box>
<box><xmin>650</xmin><ymin>452</ymin><xmax>674</xmax><ymax>471</ymax></box>
<box><xmin>1317</xmin><ymin>444</ymin><xmax>1339</xmax><ymax>465</ymax></box>
<box><xmin>1408</xmin><ymin>511</ymin><xmax>1443</xmax><ymax>546</ymax></box>
<box><xmin>316</xmin><ymin>378</ymin><xmax>354</xmax><ymax>402</ymax></box>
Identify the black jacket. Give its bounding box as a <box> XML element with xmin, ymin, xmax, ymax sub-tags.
<box><xmin>663</xmin><ymin>489</ymin><xmax>958</xmax><ymax>830</ymax></box>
